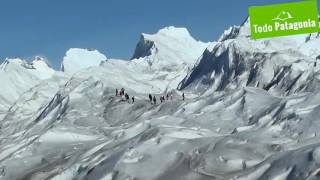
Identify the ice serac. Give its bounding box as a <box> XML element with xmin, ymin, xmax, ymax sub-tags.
<box><xmin>60</xmin><ymin>48</ymin><xmax>107</xmax><ymax>74</ymax></box>
<box><xmin>131</xmin><ymin>26</ymin><xmax>210</xmax><ymax>69</ymax></box>
<box><xmin>179</xmin><ymin>18</ymin><xmax>320</xmax><ymax>95</ymax></box>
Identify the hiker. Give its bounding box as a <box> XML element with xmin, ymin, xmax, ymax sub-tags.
<box><xmin>149</xmin><ymin>94</ymin><xmax>152</xmax><ymax>102</ymax></box>
<box><xmin>125</xmin><ymin>93</ymin><xmax>129</xmax><ymax>102</ymax></box>
<box><xmin>170</xmin><ymin>94</ymin><xmax>173</xmax><ymax>100</ymax></box>
<box><xmin>0</xmin><ymin>166</ymin><xmax>5</xmax><ymax>176</ymax></box>
<box><xmin>160</xmin><ymin>96</ymin><xmax>163</xmax><ymax>103</ymax></box>
<box><xmin>153</xmin><ymin>96</ymin><xmax>156</xmax><ymax>104</ymax></box>
<box><xmin>162</xmin><ymin>96</ymin><xmax>165</xmax><ymax>102</ymax></box>
<box><xmin>121</xmin><ymin>88</ymin><xmax>125</xmax><ymax>96</ymax></box>
<box><xmin>116</xmin><ymin>88</ymin><xmax>118</xmax><ymax>96</ymax></box>
<box><xmin>132</xmin><ymin>96</ymin><xmax>135</xmax><ymax>103</ymax></box>
<box><xmin>315</xmin><ymin>55</ymin><xmax>320</xmax><ymax>67</ymax></box>
<box><xmin>182</xmin><ymin>93</ymin><xmax>185</xmax><ymax>101</ymax></box>
<box><xmin>166</xmin><ymin>94</ymin><xmax>169</xmax><ymax>100</ymax></box>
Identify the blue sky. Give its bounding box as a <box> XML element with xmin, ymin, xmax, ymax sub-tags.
<box><xmin>0</xmin><ymin>0</ymin><xmax>304</xmax><ymax>69</ymax></box>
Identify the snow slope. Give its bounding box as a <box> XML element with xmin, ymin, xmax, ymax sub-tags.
<box><xmin>0</xmin><ymin>57</ymin><xmax>56</xmax><ymax>120</ymax></box>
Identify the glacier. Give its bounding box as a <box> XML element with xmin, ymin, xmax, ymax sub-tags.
<box><xmin>1</xmin><ymin>23</ymin><xmax>320</xmax><ymax>180</ymax></box>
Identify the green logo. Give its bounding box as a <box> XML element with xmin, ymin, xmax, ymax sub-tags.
<box><xmin>249</xmin><ymin>0</ymin><xmax>320</xmax><ymax>39</ymax></box>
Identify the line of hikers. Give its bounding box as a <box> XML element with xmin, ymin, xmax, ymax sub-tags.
<box><xmin>148</xmin><ymin>93</ymin><xmax>184</xmax><ymax>104</ymax></box>
<box><xmin>116</xmin><ymin>88</ymin><xmax>184</xmax><ymax>104</ymax></box>
<box><xmin>116</xmin><ymin>88</ymin><xmax>135</xmax><ymax>103</ymax></box>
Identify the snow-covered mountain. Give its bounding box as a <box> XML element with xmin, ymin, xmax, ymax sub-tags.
<box><xmin>2</xmin><ymin>23</ymin><xmax>320</xmax><ymax>180</ymax></box>
<box><xmin>88</xmin><ymin>26</ymin><xmax>210</xmax><ymax>94</ymax></box>
<box><xmin>132</xmin><ymin>26</ymin><xmax>210</xmax><ymax>70</ymax></box>
<box><xmin>179</xmin><ymin>19</ymin><xmax>320</xmax><ymax>96</ymax></box>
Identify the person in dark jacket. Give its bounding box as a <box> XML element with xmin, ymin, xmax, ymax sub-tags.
<box><xmin>125</xmin><ymin>93</ymin><xmax>129</xmax><ymax>102</ymax></box>
<box><xmin>315</xmin><ymin>55</ymin><xmax>320</xmax><ymax>67</ymax></box>
<box><xmin>116</xmin><ymin>88</ymin><xmax>118</xmax><ymax>96</ymax></box>
<box><xmin>149</xmin><ymin>94</ymin><xmax>152</xmax><ymax>102</ymax></box>
<box><xmin>132</xmin><ymin>96</ymin><xmax>135</xmax><ymax>103</ymax></box>
<box><xmin>0</xmin><ymin>166</ymin><xmax>5</xmax><ymax>176</ymax></box>
<box><xmin>121</xmin><ymin>88</ymin><xmax>125</xmax><ymax>96</ymax></box>
<box><xmin>166</xmin><ymin>94</ymin><xmax>169</xmax><ymax>100</ymax></box>
<box><xmin>182</xmin><ymin>93</ymin><xmax>185</xmax><ymax>101</ymax></box>
<box><xmin>153</xmin><ymin>96</ymin><xmax>156</xmax><ymax>104</ymax></box>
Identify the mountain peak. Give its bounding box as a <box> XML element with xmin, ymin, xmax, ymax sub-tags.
<box><xmin>33</xmin><ymin>56</ymin><xmax>47</xmax><ymax>62</ymax></box>
<box><xmin>32</xmin><ymin>56</ymin><xmax>52</xmax><ymax>67</ymax></box>
<box><xmin>132</xmin><ymin>26</ymin><xmax>194</xmax><ymax>60</ymax></box>
<box><xmin>0</xmin><ymin>58</ymin><xmax>28</xmax><ymax>71</ymax></box>
<box><xmin>0</xmin><ymin>56</ymin><xmax>54</xmax><ymax>73</ymax></box>
<box><xmin>0</xmin><ymin>56</ymin><xmax>55</xmax><ymax>82</ymax></box>
<box><xmin>155</xmin><ymin>26</ymin><xmax>191</xmax><ymax>37</ymax></box>
<box><xmin>141</xmin><ymin>26</ymin><xmax>194</xmax><ymax>42</ymax></box>
<box><xmin>131</xmin><ymin>26</ymin><xmax>209</xmax><ymax>67</ymax></box>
